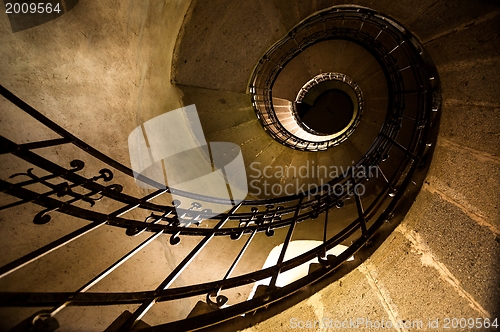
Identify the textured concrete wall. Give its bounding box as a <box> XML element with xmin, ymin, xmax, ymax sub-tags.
<box><xmin>239</xmin><ymin>1</ymin><xmax>500</xmax><ymax>330</ymax></box>
<box><xmin>0</xmin><ymin>0</ymin><xmax>499</xmax><ymax>330</ymax></box>
<box><xmin>0</xmin><ymin>1</ymin><xmax>194</xmax><ymax>330</ymax></box>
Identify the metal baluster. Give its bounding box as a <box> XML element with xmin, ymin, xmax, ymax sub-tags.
<box><xmin>377</xmin><ymin>165</ymin><xmax>389</xmax><ymax>184</ymax></box>
<box><xmin>321</xmin><ymin>195</ymin><xmax>331</xmax><ymax>258</ymax></box>
<box><xmin>116</xmin><ymin>202</ymin><xmax>243</xmax><ymax>331</ymax></box>
<box><xmin>380</xmin><ymin>132</ymin><xmax>417</xmax><ymax>160</ymax></box>
<box><xmin>32</xmin><ymin>230</ymin><xmax>165</xmax><ymax>327</ymax></box>
<box><xmin>268</xmin><ymin>197</ymin><xmax>303</xmax><ymax>289</ymax></box>
<box><xmin>0</xmin><ymin>186</ymin><xmax>167</xmax><ymax>279</ymax></box>
<box><xmin>353</xmin><ymin>178</ymin><xmax>368</xmax><ymax>237</ymax></box>
<box><xmin>207</xmin><ymin>226</ymin><xmax>258</xmax><ymax>309</ymax></box>
<box><xmin>230</xmin><ymin>207</ymin><xmax>258</xmax><ymax>241</ymax></box>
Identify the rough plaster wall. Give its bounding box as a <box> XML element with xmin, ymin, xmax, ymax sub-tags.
<box><xmin>0</xmin><ymin>0</ymin><xmax>499</xmax><ymax>330</ymax></box>
<box><xmin>0</xmin><ymin>1</ymin><xmax>194</xmax><ymax>330</ymax></box>
<box><xmin>241</xmin><ymin>1</ymin><xmax>500</xmax><ymax>330</ymax></box>
<box><xmin>0</xmin><ymin>0</ymin><xmax>188</xmax><ymax>155</ymax></box>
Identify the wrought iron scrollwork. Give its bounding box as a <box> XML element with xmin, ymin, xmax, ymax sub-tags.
<box><xmin>206</xmin><ymin>291</ymin><xmax>229</xmax><ymax>310</ymax></box>
<box><xmin>230</xmin><ymin>207</ymin><xmax>258</xmax><ymax>240</ymax></box>
<box><xmin>318</xmin><ymin>254</ymin><xmax>338</xmax><ymax>267</ymax></box>
<box><xmin>0</xmin><ymin>4</ymin><xmax>440</xmax><ymax>331</ymax></box>
<box><xmin>126</xmin><ymin>210</ymin><xmax>174</xmax><ymax>237</ymax></box>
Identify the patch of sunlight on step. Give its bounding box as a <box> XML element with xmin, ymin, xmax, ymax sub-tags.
<box><xmin>247</xmin><ymin>240</ymin><xmax>354</xmax><ymax>300</ymax></box>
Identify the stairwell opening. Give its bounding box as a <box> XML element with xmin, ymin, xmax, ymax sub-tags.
<box><xmin>298</xmin><ymin>88</ymin><xmax>354</xmax><ymax>135</ymax></box>
<box><xmin>293</xmin><ymin>72</ymin><xmax>362</xmax><ymax>139</ymax></box>
<box><xmin>0</xmin><ymin>2</ymin><xmax>459</xmax><ymax>331</ymax></box>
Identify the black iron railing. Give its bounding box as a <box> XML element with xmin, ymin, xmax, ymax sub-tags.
<box><xmin>292</xmin><ymin>72</ymin><xmax>364</xmax><ymax>138</ymax></box>
<box><xmin>249</xmin><ymin>5</ymin><xmax>435</xmax><ymax>153</ymax></box>
<box><xmin>0</xmin><ymin>5</ymin><xmax>440</xmax><ymax>331</ymax></box>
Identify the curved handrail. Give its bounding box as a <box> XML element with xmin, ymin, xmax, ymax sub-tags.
<box><xmin>0</xmin><ymin>5</ymin><xmax>440</xmax><ymax>331</ymax></box>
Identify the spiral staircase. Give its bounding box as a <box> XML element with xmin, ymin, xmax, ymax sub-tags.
<box><xmin>0</xmin><ymin>1</ymin><xmax>499</xmax><ymax>331</ymax></box>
